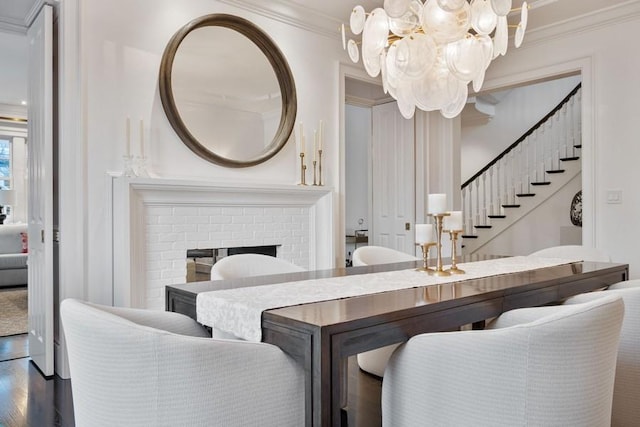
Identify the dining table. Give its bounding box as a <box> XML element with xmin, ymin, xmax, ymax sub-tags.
<box><xmin>166</xmin><ymin>255</ymin><xmax>628</xmax><ymax>427</ymax></box>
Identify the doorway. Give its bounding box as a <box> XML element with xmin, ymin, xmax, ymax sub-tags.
<box><xmin>344</xmin><ymin>77</ymin><xmax>417</xmax><ymax>266</ymax></box>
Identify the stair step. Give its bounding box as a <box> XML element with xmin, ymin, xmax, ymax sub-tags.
<box><xmin>560</xmin><ymin>156</ymin><xmax>580</xmax><ymax>161</ymax></box>
<box><xmin>531</xmin><ymin>182</ymin><xmax>551</xmax><ymax>186</ymax></box>
<box><xmin>461</xmin><ymin>235</ymin><xmax>478</xmax><ymax>239</ymax></box>
<box><xmin>546</xmin><ymin>169</ymin><xmax>565</xmax><ymax>174</ymax></box>
<box><xmin>487</xmin><ymin>215</ymin><xmax>506</xmax><ymax>219</ymax></box>
<box><xmin>474</xmin><ymin>225</ymin><xmax>492</xmax><ymax>229</ymax></box>
<box><xmin>502</xmin><ymin>204</ymin><xmax>521</xmax><ymax>208</ymax></box>
<box><xmin>574</xmin><ymin>144</ymin><xmax>582</xmax><ymax>149</ymax></box>
<box><xmin>516</xmin><ymin>193</ymin><xmax>536</xmax><ymax>197</ymax></box>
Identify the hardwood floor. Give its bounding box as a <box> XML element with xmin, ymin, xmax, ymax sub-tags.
<box><xmin>0</xmin><ymin>334</ymin><xmax>74</xmax><ymax>427</ymax></box>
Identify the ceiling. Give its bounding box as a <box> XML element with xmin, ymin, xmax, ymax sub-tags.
<box><xmin>0</xmin><ymin>0</ymin><xmax>633</xmax><ymax>34</ymax></box>
<box><xmin>0</xmin><ymin>0</ymin><xmax>40</xmax><ymax>33</ymax></box>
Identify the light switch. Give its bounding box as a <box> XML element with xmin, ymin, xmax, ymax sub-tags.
<box><xmin>606</xmin><ymin>190</ymin><xmax>622</xmax><ymax>204</ymax></box>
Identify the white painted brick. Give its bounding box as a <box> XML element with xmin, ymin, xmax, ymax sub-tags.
<box><xmin>172</xmin><ymin>241</ymin><xmax>189</xmax><ymax>251</ymax></box>
<box><xmin>254</xmin><ymin>231</ymin><xmax>276</xmax><ymax>239</ymax></box>
<box><xmin>197</xmin><ymin>224</ymin><xmax>222</xmax><ymax>233</ymax></box>
<box><xmin>255</xmin><ymin>215</ymin><xmax>274</xmax><ymax>224</ymax></box>
<box><xmin>232</xmin><ymin>231</ymin><xmax>254</xmax><ymax>240</ymax></box>
<box><xmin>243</xmin><ymin>223</ymin><xmax>265</xmax><ymax>232</ymax></box>
<box><xmin>161</xmin><ymin>250</ymin><xmax>184</xmax><ymax>260</ymax></box>
<box><xmin>173</xmin><ymin>206</ymin><xmax>199</xmax><ymax>216</ymax></box>
<box><xmin>146</xmin><ymin>242</ymin><xmax>173</xmax><ymax>253</ymax></box>
<box><xmin>243</xmin><ymin>207</ymin><xmax>264</xmax><ymax>215</ymax></box>
<box><xmin>284</xmin><ymin>207</ymin><xmax>304</xmax><ymax>215</ymax></box>
<box><xmin>172</xmin><ymin>224</ymin><xmax>198</xmax><ymax>233</ymax></box>
<box><xmin>147</xmin><ymin>271</ymin><xmax>161</xmax><ymax>280</ymax></box>
<box><xmin>212</xmin><ymin>215</ymin><xmax>233</xmax><ymax>224</ymax></box>
<box><xmin>147</xmin><ymin>224</ymin><xmax>173</xmax><ymax>234</ymax></box>
<box><xmin>232</xmin><ymin>215</ymin><xmax>255</xmax><ymax>224</ymax></box>
<box><xmin>264</xmin><ymin>207</ymin><xmax>284</xmax><ymax>215</ymax></box>
<box><xmin>198</xmin><ymin>207</ymin><xmax>223</xmax><ymax>215</ymax></box>
<box><xmin>264</xmin><ymin>222</ymin><xmax>284</xmax><ymax>231</ymax></box>
<box><xmin>186</xmin><ymin>232</ymin><xmax>209</xmax><ymax>242</ymax></box>
<box><xmin>222</xmin><ymin>223</ymin><xmax>244</xmax><ymax>232</ymax></box>
<box><xmin>292</xmin><ymin>215</ymin><xmax>310</xmax><ymax>224</ymax></box>
<box><xmin>158</xmin><ymin>233</ymin><xmax>183</xmax><ymax>243</ymax></box>
<box><xmin>147</xmin><ymin>206</ymin><xmax>173</xmax><ymax>216</ymax></box>
<box><xmin>185</xmin><ymin>216</ymin><xmax>211</xmax><ymax>224</ymax></box>
<box><xmin>145</xmin><ymin>216</ymin><xmax>159</xmax><ymax>225</ymax></box>
<box><xmin>158</xmin><ymin>215</ymin><xmax>186</xmax><ymax>225</ymax></box>
<box><xmin>146</xmin><ymin>234</ymin><xmax>159</xmax><ymax>244</ymax></box>
<box><xmin>222</xmin><ymin>207</ymin><xmax>244</xmax><ymax>216</ymax></box>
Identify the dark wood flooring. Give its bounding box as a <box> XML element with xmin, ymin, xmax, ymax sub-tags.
<box><xmin>0</xmin><ymin>333</ymin><xmax>382</xmax><ymax>427</ymax></box>
<box><xmin>0</xmin><ymin>334</ymin><xmax>75</xmax><ymax>427</ymax></box>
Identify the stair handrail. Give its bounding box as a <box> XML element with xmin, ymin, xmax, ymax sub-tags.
<box><xmin>461</xmin><ymin>83</ymin><xmax>582</xmax><ymax>190</ymax></box>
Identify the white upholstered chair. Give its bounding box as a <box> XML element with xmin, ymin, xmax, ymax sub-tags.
<box><xmin>210</xmin><ymin>253</ymin><xmax>304</xmax><ymax>280</ymax></box>
<box><xmin>560</xmin><ymin>280</ymin><xmax>640</xmax><ymax>426</ymax></box>
<box><xmin>352</xmin><ymin>246</ymin><xmax>419</xmax><ymax>377</ymax></box>
<box><xmin>352</xmin><ymin>245</ymin><xmax>418</xmax><ymax>267</ymax></box>
<box><xmin>382</xmin><ymin>295</ymin><xmax>624</xmax><ymax>427</ymax></box>
<box><xmin>529</xmin><ymin>244</ymin><xmax>611</xmax><ymax>262</ymax></box>
<box><xmin>61</xmin><ymin>299</ymin><xmax>304</xmax><ymax>427</ymax></box>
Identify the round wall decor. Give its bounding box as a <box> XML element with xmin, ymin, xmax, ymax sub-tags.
<box><xmin>570</xmin><ymin>190</ymin><xmax>582</xmax><ymax>227</ymax></box>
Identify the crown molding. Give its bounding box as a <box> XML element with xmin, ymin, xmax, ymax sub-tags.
<box><xmin>216</xmin><ymin>0</ymin><xmax>341</xmax><ymax>39</ymax></box>
<box><xmin>0</xmin><ymin>20</ymin><xmax>27</xmax><ymax>35</ymax></box>
<box><xmin>25</xmin><ymin>0</ymin><xmax>48</xmax><ymax>28</ymax></box>
<box><xmin>0</xmin><ymin>0</ymin><xmax>49</xmax><ymax>34</ymax></box>
<box><xmin>516</xmin><ymin>0</ymin><xmax>640</xmax><ymax>47</ymax></box>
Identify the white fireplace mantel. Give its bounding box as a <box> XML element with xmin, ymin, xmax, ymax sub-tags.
<box><xmin>112</xmin><ymin>176</ymin><xmax>334</xmax><ymax>308</ymax></box>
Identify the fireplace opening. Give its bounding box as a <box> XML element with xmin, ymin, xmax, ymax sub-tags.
<box><xmin>186</xmin><ymin>245</ymin><xmax>279</xmax><ymax>282</ymax></box>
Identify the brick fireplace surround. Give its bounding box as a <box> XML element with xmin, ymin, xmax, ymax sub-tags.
<box><xmin>112</xmin><ymin>177</ymin><xmax>333</xmax><ymax>310</ymax></box>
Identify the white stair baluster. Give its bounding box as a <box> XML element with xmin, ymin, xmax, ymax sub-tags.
<box><xmin>488</xmin><ymin>166</ymin><xmax>495</xmax><ymax>216</ymax></box>
<box><xmin>481</xmin><ymin>172</ymin><xmax>487</xmax><ymax>225</ymax></box>
<box><xmin>474</xmin><ymin>179</ymin><xmax>480</xmax><ymax>229</ymax></box>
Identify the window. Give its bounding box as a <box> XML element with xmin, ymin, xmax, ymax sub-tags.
<box><xmin>0</xmin><ymin>138</ymin><xmax>10</xmax><ymax>188</ymax></box>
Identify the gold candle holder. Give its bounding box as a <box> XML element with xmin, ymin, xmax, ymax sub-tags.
<box><xmin>312</xmin><ymin>160</ymin><xmax>318</xmax><ymax>185</ymax></box>
<box><xmin>446</xmin><ymin>229</ymin><xmax>465</xmax><ymax>274</ymax></box>
<box><xmin>298</xmin><ymin>152</ymin><xmax>307</xmax><ymax>186</ymax></box>
<box><xmin>318</xmin><ymin>149</ymin><xmax>323</xmax><ymax>186</ymax></box>
<box><xmin>429</xmin><ymin>213</ymin><xmax>451</xmax><ymax>277</ymax></box>
<box><xmin>415</xmin><ymin>242</ymin><xmax>436</xmax><ymax>273</ymax></box>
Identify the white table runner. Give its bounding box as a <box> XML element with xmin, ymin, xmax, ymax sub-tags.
<box><xmin>196</xmin><ymin>256</ymin><xmax>579</xmax><ymax>342</ymax></box>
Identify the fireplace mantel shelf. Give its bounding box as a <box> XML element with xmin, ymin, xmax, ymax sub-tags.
<box><xmin>115</xmin><ymin>176</ymin><xmax>333</xmax><ymax>195</ymax></box>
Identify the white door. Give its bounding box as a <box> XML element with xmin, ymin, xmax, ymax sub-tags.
<box><xmin>27</xmin><ymin>5</ymin><xmax>54</xmax><ymax>376</ymax></box>
<box><xmin>371</xmin><ymin>102</ymin><xmax>415</xmax><ymax>253</ymax></box>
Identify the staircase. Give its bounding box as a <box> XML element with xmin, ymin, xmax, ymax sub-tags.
<box><xmin>461</xmin><ymin>84</ymin><xmax>582</xmax><ymax>254</ymax></box>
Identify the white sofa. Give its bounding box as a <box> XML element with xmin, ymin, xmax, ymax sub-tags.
<box><xmin>0</xmin><ymin>224</ymin><xmax>28</xmax><ymax>287</ymax></box>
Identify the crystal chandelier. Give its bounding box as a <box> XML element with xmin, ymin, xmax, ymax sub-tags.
<box><xmin>342</xmin><ymin>0</ymin><xmax>529</xmax><ymax>119</ymax></box>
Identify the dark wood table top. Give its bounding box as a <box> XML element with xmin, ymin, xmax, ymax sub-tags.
<box><xmin>166</xmin><ymin>257</ymin><xmax>629</xmax><ymax>427</ymax></box>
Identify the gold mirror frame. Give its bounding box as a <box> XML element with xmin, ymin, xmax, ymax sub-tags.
<box><xmin>159</xmin><ymin>14</ymin><xmax>297</xmax><ymax>168</ymax></box>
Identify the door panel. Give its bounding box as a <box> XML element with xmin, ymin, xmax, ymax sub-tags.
<box><xmin>371</xmin><ymin>103</ymin><xmax>415</xmax><ymax>254</ymax></box>
<box><xmin>27</xmin><ymin>5</ymin><xmax>54</xmax><ymax>376</ymax></box>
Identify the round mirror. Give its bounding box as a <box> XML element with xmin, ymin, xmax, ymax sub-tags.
<box><xmin>159</xmin><ymin>14</ymin><xmax>297</xmax><ymax>168</ymax></box>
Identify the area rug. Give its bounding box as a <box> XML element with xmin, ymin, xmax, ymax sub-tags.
<box><xmin>0</xmin><ymin>289</ymin><xmax>28</xmax><ymax>337</ymax></box>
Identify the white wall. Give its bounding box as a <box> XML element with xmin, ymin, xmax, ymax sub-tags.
<box><xmin>462</xmin><ymin>75</ymin><xmax>581</xmax><ymax>182</ymax></box>
<box><xmin>345</xmin><ymin>104</ymin><xmax>370</xmax><ymax>235</ymax></box>
<box><xmin>0</xmin><ymin>31</ymin><xmax>28</xmax><ymax>106</ymax></box>
<box><xmin>476</xmin><ymin>174</ymin><xmax>582</xmax><ymax>256</ymax></box>
<box><xmin>73</xmin><ymin>0</ymin><xmax>347</xmax><ymax>305</ymax></box>
<box><xmin>483</xmin><ymin>3</ymin><xmax>640</xmax><ymax>277</ymax></box>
